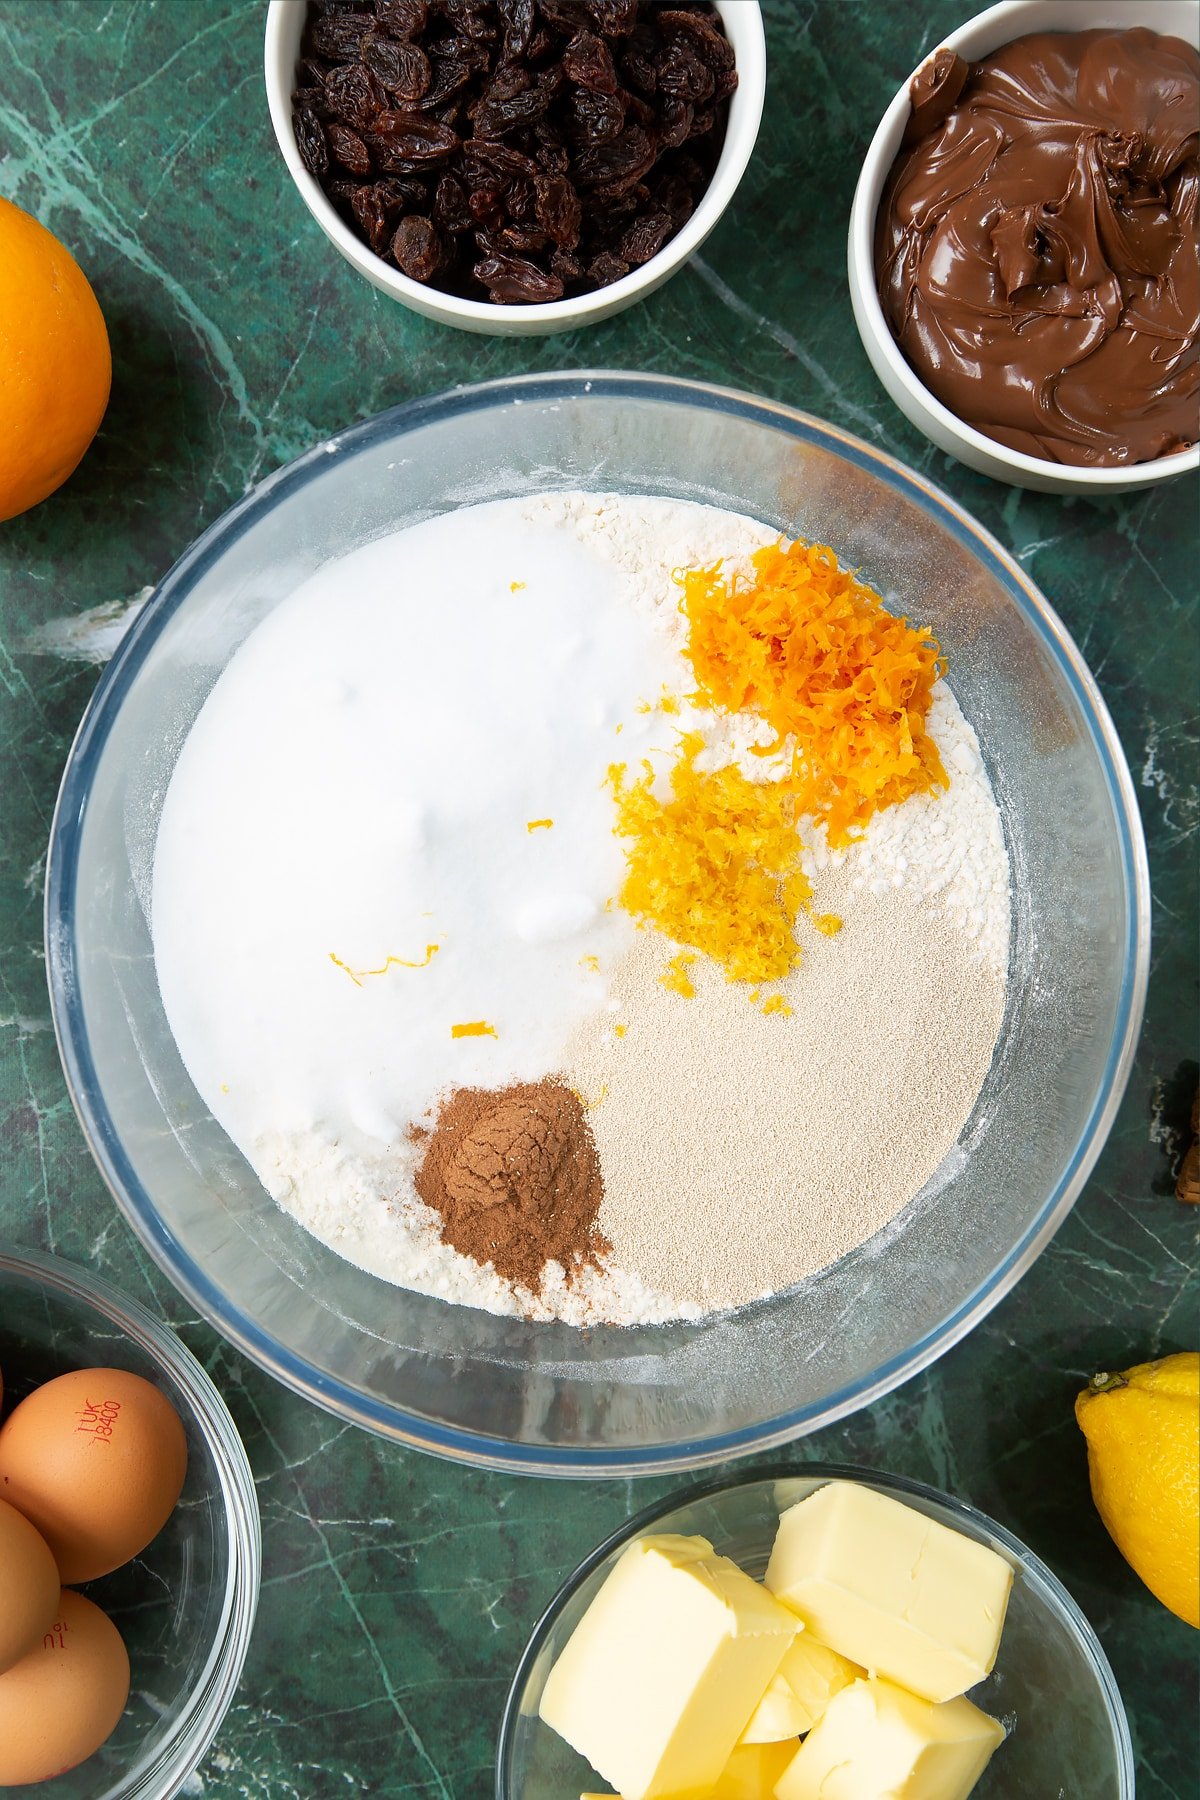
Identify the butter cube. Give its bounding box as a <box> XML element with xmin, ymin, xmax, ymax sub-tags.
<box><xmin>711</xmin><ymin>1740</ymin><xmax>798</xmax><ymax>1799</ymax></box>
<box><xmin>579</xmin><ymin>1741</ymin><xmax>797</xmax><ymax>1800</ymax></box>
<box><xmin>775</xmin><ymin>1634</ymin><xmax>863</xmax><ymax>1733</ymax></box>
<box><xmin>739</xmin><ymin>1674</ymin><xmax>809</xmax><ymax>1744</ymax></box>
<box><xmin>540</xmin><ymin>1534</ymin><xmax>797</xmax><ymax>1800</ymax></box>
<box><xmin>765</xmin><ymin>1484</ymin><xmax>1012</xmax><ymax>1703</ymax></box>
<box><xmin>774</xmin><ymin>1678</ymin><xmax>1004</xmax><ymax>1800</ymax></box>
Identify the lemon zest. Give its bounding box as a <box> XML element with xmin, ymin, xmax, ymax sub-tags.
<box><xmin>609</xmin><ymin>735</ymin><xmax>812</xmax><ymax>986</ymax></box>
<box><xmin>660</xmin><ymin>950</ymin><xmax>697</xmax><ymax>997</ymax></box>
<box><xmin>526</xmin><ymin>817</ymin><xmax>554</xmax><ymax>831</ymax></box>
<box><xmin>450</xmin><ymin>1020</ymin><xmax>497</xmax><ymax>1039</ymax></box>
<box><xmin>330</xmin><ymin>944</ymin><xmax>440</xmax><ymax>987</ymax></box>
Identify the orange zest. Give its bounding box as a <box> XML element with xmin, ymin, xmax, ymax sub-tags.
<box><xmin>680</xmin><ymin>539</ymin><xmax>948</xmax><ymax>847</ymax></box>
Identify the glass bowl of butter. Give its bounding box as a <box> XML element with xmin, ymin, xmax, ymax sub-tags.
<box><xmin>498</xmin><ymin>1465</ymin><xmax>1134</xmax><ymax>1800</ymax></box>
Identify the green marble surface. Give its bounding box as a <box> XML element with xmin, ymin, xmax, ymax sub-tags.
<box><xmin>0</xmin><ymin>0</ymin><xmax>1196</xmax><ymax>1794</ymax></box>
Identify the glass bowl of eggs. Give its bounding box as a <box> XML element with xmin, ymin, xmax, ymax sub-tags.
<box><xmin>0</xmin><ymin>1244</ymin><xmax>260</xmax><ymax>1798</ymax></box>
<box><xmin>498</xmin><ymin>1465</ymin><xmax>1135</xmax><ymax>1800</ymax></box>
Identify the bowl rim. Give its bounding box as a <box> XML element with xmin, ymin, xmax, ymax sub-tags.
<box><xmin>44</xmin><ymin>370</ymin><xmax>1151</xmax><ymax>1475</ymax></box>
<box><xmin>847</xmin><ymin>0</ymin><xmax>1200</xmax><ymax>489</ymax></box>
<box><xmin>262</xmin><ymin>0</ymin><xmax>767</xmax><ymax>326</ymax></box>
<box><xmin>0</xmin><ymin>1243</ymin><xmax>261</xmax><ymax>1800</ymax></box>
<box><xmin>494</xmin><ymin>1461</ymin><xmax>1136</xmax><ymax>1799</ymax></box>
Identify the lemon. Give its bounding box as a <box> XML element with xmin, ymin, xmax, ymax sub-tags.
<box><xmin>1075</xmin><ymin>1351</ymin><xmax>1199</xmax><ymax>1627</ymax></box>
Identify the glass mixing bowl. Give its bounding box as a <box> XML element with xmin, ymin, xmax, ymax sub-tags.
<box><xmin>0</xmin><ymin>1246</ymin><xmax>260</xmax><ymax>1799</ymax></box>
<box><xmin>45</xmin><ymin>372</ymin><xmax>1148</xmax><ymax>1474</ymax></box>
<box><xmin>497</xmin><ymin>1467</ymin><xmax>1134</xmax><ymax>1800</ymax></box>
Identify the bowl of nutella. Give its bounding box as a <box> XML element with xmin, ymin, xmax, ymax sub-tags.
<box><xmin>849</xmin><ymin>0</ymin><xmax>1200</xmax><ymax>492</ymax></box>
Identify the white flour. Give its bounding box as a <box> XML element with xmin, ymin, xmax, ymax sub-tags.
<box><xmin>153</xmin><ymin>492</ymin><xmax>1012</xmax><ymax>1325</ymax></box>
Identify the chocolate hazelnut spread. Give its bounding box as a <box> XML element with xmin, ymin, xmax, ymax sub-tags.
<box><xmin>876</xmin><ymin>28</ymin><xmax>1200</xmax><ymax>466</ymax></box>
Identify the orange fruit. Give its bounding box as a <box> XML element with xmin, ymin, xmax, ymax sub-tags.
<box><xmin>0</xmin><ymin>196</ymin><xmax>111</xmax><ymax>523</ymax></box>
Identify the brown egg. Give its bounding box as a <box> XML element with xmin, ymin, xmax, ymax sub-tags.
<box><xmin>0</xmin><ymin>1497</ymin><xmax>61</xmax><ymax>1675</ymax></box>
<box><xmin>0</xmin><ymin>1367</ymin><xmax>187</xmax><ymax>1583</ymax></box>
<box><xmin>0</xmin><ymin>1589</ymin><xmax>130</xmax><ymax>1785</ymax></box>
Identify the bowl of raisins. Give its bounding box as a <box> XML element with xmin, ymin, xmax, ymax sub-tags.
<box><xmin>265</xmin><ymin>0</ymin><xmax>765</xmax><ymax>334</ymax></box>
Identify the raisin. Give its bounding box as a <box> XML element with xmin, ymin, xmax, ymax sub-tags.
<box><xmin>322</xmin><ymin>62</ymin><xmax>387</xmax><ymax>129</ymax></box>
<box><xmin>618</xmin><ymin>207</ymin><xmax>672</xmax><ymax>264</ymax></box>
<box><xmin>480</xmin><ymin>62</ymin><xmax>533</xmax><ymax>104</ymax></box>
<box><xmin>533</xmin><ymin>171</ymin><xmax>582</xmax><ymax>246</ymax></box>
<box><xmin>362</xmin><ymin>33</ymin><xmax>432</xmax><ymax>102</ymax></box>
<box><xmin>438</xmin><ymin>0</ymin><xmax>497</xmax><ymax>41</ymax></box>
<box><xmin>472</xmin><ymin>85</ymin><xmax>554</xmax><ymax>137</ymax></box>
<box><xmin>496</xmin><ymin>0</ymin><xmax>534</xmax><ymax>60</ymax></box>
<box><xmin>327</xmin><ymin>121</ymin><xmax>373</xmax><ymax>174</ymax></box>
<box><xmin>392</xmin><ymin>214</ymin><xmax>445</xmax><ymax>280</ymax></box>
<box><xmin>562</xmin><ymin>30</ymin><xmax>618</xmax><ymax>94</ymax></box>
<box><xmin>377</xmin><ymin>0</ymin><xmax>428</xmax><ymax>36</ymax></box>
<box><xmin>468</xmin><ymin>185</ymin><xmax>507</xmax><ymax>229</ymax></box>
<box><xmin>536</xmin><ymin>135</ymin><xmax>572</xmax><ymax>175</ymax></box>
<box><xmin>656</xmin><ymin>43</ymin><xmax>715</xmax><ymax>105</ymax></box>
<box><xmin>464</xmin><ymin>137</ymin><xmax>540</xmax><ymax>180</ymax></box>
<box><xmin>294</xmin><ymin>106</ymin><xmax>330</xmax><ymax>176</ymax></box>
<box><xmin>308</xmin><ymin>11</ymin><xmax>373</xmax><ymax>59</ymax></box>
<box><xmin>658</xmin><ymin>95</ymin><xmax>693</xmax><ymax>148</ymax></box>
<box><xmin>657</xmin><ymin>8</ymin><xmax>735</xmax><ymax>73</ymax></box>
<box><xmin>574</xmin><ymin>123</ymin><xmax>656</xmax><ymax>190</ymax></box>
<box><xmin>494</xmin><ymin>223</ymin><xmax>552</xmax><ymax>253</ymax></box>
<box><xmin>619</xmin><ymin>36</ymin><xmax>657</xmax><ymax>96</ymax></box>
<box><xmin>423</xmin><ymin>39</ymin><xmax>491</xmax><ymax>107</ymax></box>
<box><xmin>325</xmin><ymin>178</ymin><xmax>360</xmax><ymax>216</ymax></box>
<box><xmin>474</xmin><ymin>250</ymin><xmax>564</xmax><ymax>302</ymax></box>
<box><xmin>352</xmin><ymin>179</ymin><xmax>408</xmax><ymax>252</ymax></box>
<box><xmin>588</xmin><ymin>248</ymin><xmax>629</xmax><ymax>284</ymax></box>
<box><xmin>433</xmin><ymin>171</ymin><xmax>474</xmax><ymax>232</ymax></box>
<box><xmin>525</xmin><ymin>22</ymin><xmax>557</xmax><ymax>63</ymax></box>
<box><xmin>565</xmin><ymin>87</ymin><xmax>625</xmax><ymax>145</ymax></box>
<box><xmin>368</xmin><ymin>111</ymin><xmax>460</xmax><ymax>168</ymax></box>
<box><xmin>296</xmin><ymin>57</ymin><xmax>332</xmax><ymax>90</ymax></box>
<box><xmin>550</xmin><ymin>247</ymin><xmax>585</xmax><ymax>284</ymax></box>
<box><xmin>588</xmin><ymin>0</ymin><xmax>639</xmax><ymax>33</ymax></box>
<box><xmin>652</xmin><ymin>167</ymin><xmax>695</xmax><ymax>229</ymax></box>
<box><xmin>537</xmin><ymin>0</ymin><xmax>593</xmax><ymax>29</ymax></box>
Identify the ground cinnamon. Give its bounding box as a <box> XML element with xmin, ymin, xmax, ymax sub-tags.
<box><xmin>411</xmin><ymin>1079</ymin><xmax>608</xmax><ymax>1291</ymax></box>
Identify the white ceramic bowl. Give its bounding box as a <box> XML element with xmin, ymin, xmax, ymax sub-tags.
<box><xmin>264</xmin><ymin>0</ymin><xmax>765</xmax><ymax>336</ymax></box>
<box><xmin>848</xmin><ymin>0</ymin><xmax>1200</xmax><ymax>494</ymax></box>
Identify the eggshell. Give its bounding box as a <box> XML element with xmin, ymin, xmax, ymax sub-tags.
<box><xmin>0</xmin><ymin>1367</ymin><xmax>188</xmax><ymax>1583</ymax></box>
<box><xmin>0</xmin><ymin>1497</ymin><xmax>61</xmax><ymax>1675</ymax></box>
<box><xmin>0</xmin><ymin>1589</ymin><xmax>130</xmax><ymax>1785</ymax></box>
